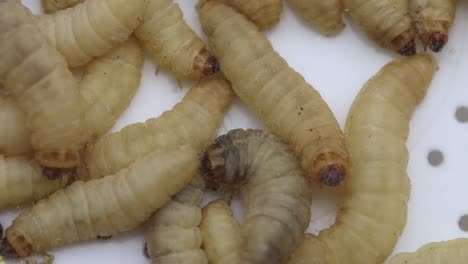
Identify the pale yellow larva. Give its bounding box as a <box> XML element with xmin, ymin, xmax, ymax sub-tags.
<box><xmin>288</xmin><ymin>54</ymin><xmax>437</xmax><ymax>264</ymax></box>
<box><xmin>389</xmin><ymin>239</ymin><xmax>468</xmax><ymax>264</ymax></box>
<box><xmin>289</xmin><ymin>0</ymin><xmax>344</xmax><ymax>36</ymax></box>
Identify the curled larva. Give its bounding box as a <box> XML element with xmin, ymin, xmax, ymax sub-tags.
<box><xmin>0</xmin><ymin>37</ymin><xmax>143</xmax><ymax>155</ymax></box>
<box><xmin>0</xmin><ymin>155</ymin><xmax>68</xmax><ymax>210</ymax></box>
<box><xmin>146</xmin><ymin>174</ymin><xmax>208</xmax><ymax>264</ymax></box>
<box><xmin>0</xmin><ymin>0</ymin><xmax>86</xmax><ymax>169</ymax></box>
<box><xmin>0</xmin><ymin>147</ymin><xmax>198</xmax><ymax>258</ymax></box>
<box><xmin>42</xmin><ymin>0</ymin><xmax>85</xmax><ymax>13</ymax></box>
<box><xmin>135</xmin><ymin>0</ymin><xmax>219</xmax><ymax>80</ymax></box>
<box><xmin>212</xmin><ymin>0</ymin><xmax>283</xmax><ymax>29</ymax></box>
<box><xmin>389</xmin><ymin>238</ymin><xmax>468</xmax><ymax>264</ymax></box>
<box><xmin>0</xmin><ymin>97</ymin><xmax>31</xmax><ymax>156</ymax></box>
<box><xmin>83</xmin><ymin>75</ymin><xmax>234</xmax><ymax>180</ymax></box>
<box><xmin>80</xmin><ymin>36</ymin><xmax>143</xmax><ymax>141</ymax></box>
<box><xmin>197</xmin><ymin>1</ymin><xmax>348</xmax><ymax>186</ymax></box>
<box><xmin>36</xmin><ymin>0</ymin><xmax>146</xmax><ymax>67</ymax></box>
<box><xmin>409</xmin><ymin>0</ymin><xmax>456</xmax><ymax>52</ymax></box>
<box><xmin>202</xmin><ymin>129</ymin><xmax>312</xmax><ymax>264</ymax></box>
<box><xmin>288</xmin><ymin>54</ymin><xmax>437</xmax><ymax>264</ymax></box>
<box><xmin>288</xmin><ymin>0</ymin><xmax>344</xmax><ymax>36</ymax></box>
<box><xmin>200</xmin><ymin>199</ymin><xmax>243</xmax><ymax>264</ymax></box>
<box><xmin>342</xmin><ymin>0</ymin><xmax>417</xmax><ymax>55</ymax></box>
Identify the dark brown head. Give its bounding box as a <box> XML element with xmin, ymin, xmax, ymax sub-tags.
<box><xmin>201</xmin><ymin>133</ymin><xmax>243</xmax><ymax>191</ymax></box>
<box><xmin>42</xmin><ymin>167</ymin><xmax>75</xmax><ymax>181</ymax></box>
<box><xmin>399</xmin><ymin>40</ymin><xmax>416</xmax><ymax>56</ymax></box>
<box><xmin>203</xmin><ymin>55</ymin><xmax>220</xmax><ymax>76</ymax></box>
<box><xmin>428</xmin><ymin>32</ymin><xmax>448</xmax><ymax>52</ymax></box>
<box><xmin>0</xmin><ymin>238</ymin><xmax>19</xmax><ymax>259</ymax></box>
<box><xmin>318</xmin><ymin>164</ymin><xmax>346</xmax><ymax>187</ymax></box>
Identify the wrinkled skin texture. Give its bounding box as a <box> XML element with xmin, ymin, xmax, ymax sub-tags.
<box><xmin>0</xmin><ymin>0</ymin><xmax>86</xmax><ymax>169</ymax></box>
<box><xmin>197</xmin><ymin>1</ymin><xmax>348</xmax><ymax>186</ymax></box>
<box><xmin>0</xmin><ymin>97</ymin><xmax>31</xmax><ymax>156</ymax></box>
<box><xmin>201</xmin><ymin>199</ymin><xmax>243</xmax><ymax>264</ymax></box>
<box><xmin>288</xmin><ymin>54</ymin><xmax>437</xmax><ymax>264</ymax></box>
<box><xmin>146</xmin><ymin>174</ymin><xmax>208</xmax><ymax>264</ymax></box>
<box><xmin>36</xmin><ymin>0</ymin><xmax>146</xmax><ymax>67</ymax></box>
<box><xmin>342</xmin><ymin>0</ymin><xmax>417</xmax><ymax>55</ymax></box>
<box><xmin>1</xmin><ymin>147</ymin><xmax>198</xmax><ymax>258</ymax></box>
<box><xmin>135</xmin><ymin>0</ymin><xmax>219</xmax><ymax>80</ymax></box>
<box><xmin>42</xmin><ymin>0</ymin><xmax>85</xmax><ymax>13</ymax></box>
<box><xmin>289</xmin><ymin>0</ymin><xmax>344</xmax><ymax>36</ymax></box>
<box><xmin>202</xmin><ymin>129</ymin><xmax>312</xmax><ymax>264</ymax></box>
<box><xmin>409</xmin><ymin>0</ymin><xmax>456</xmax><ymax>52</ymax></box>
<box><xmin>390</xmin><ymin>238</ymin><xmax>468</xmax><ymax>264</ymax></box>
<box><xmin>84</xmin><ymin>75</ymin><xmax>234</xmax><ymax>180</ymax></box>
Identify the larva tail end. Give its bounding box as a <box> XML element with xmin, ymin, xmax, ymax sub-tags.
<box><xmin>42</xmin><ymin>167</ymin><xmax>75</xmax><ymax>181</ymax></box>
<box><xmin>0</xmin><ymin>238</ymin><xmax>19</xmax><ymax>259</ymax></box>
<box><xmin>201</xmin><ymin>143</ymin><xmax>226</xmax><ymax>191</ymax></box>
<box><xmin>428</xmin><ymin>32</ymin><xmax>448</xmax><ymax>52</ymax></box>
<box><xmin>318</xmin><ymin>164</ymin><xmax>346</xmax><ymax>187</ymax></box>
<box><xmin>399</xmin><ymin>40</ymin><xmax>416</xmax><ymax>56</ymax></box>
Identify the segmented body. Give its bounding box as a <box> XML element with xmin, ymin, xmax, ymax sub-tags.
<box><xmin>2</xmin><ymin>147</ymin><xmax>198</xmax><ymax>257</ymax></box>
<box><xmin>215</xmin><ymin>0</ymin><xmax>283</xmax><ymax>29</ymax></box>
<box><xmin>135</xmin><ymin>0</ymin><xmax>219</xmax><ymax>80</ymax></box>
<box><xmin>84</xmin><ymin>75</ymin><xmax>234</xmax><ymax>180</ymax></box>
<box><xmin>0</xmin><ymin>97</ymin><xmax>31</xmax><ymax>156</ymax></box>
<box><xmin>288</xmin><ymin>54</ymin><xmax>437</xmax><ymax>264</ymax></box>
<box><xmin>42</xmin><ymin>0</ymin><xmax>85</xmax><ymax>13</ymax></box>
<box><xmin>0</xmin><ymin>0</ymin><xmax>86</xmax><ymax>169</ymax></box>
<box><xmin>146</xmin><ymin>175</ymin><xmax>207</xmax><ymax>264</ymax></box>
<box><xmin>389</xmin><ymin>239</ymin><xmax>468</xmax><ymax>264</ymax></box>
<box><xmin>36</xmin><ymin>0</ymin><xmax>146</xmax><ymax>67</ymax></box>
<box><xmin>289</xmin><ymin>0</ymin><xmax>344</xmax><ymax>36</ymax></box>
<box><xmin>202</xmin><ymin>129</ymin><xmax>312</xmax><ymax>264</ymax></box>
<box><xmin>197</xmin><ymin>1</ymin><xmax>348</xmax><ymax>186</ymax></box>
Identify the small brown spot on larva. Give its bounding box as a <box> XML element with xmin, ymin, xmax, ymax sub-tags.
<box><xmin>318</xmin><ymin>163</ymin><xmax>346</xmax><ymax>186</ymax></box>
<box><xmin>203</xmin><ymin>55</ymin><xmax>220</xmax><ymax>76</ymax></box>
<box><xmin>428</xmin><ymin>32</ymin><xmax>448</xmax><ymax>52</ymax></box>
<box><xmin>399</xmin><ymin>40</ymin><xmax>416</xmax><ymax>56</ymax></box>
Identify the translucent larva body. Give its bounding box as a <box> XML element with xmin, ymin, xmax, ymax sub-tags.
<box><xmin>36</xmin><ymin>0</ymin><xmax>146</xmax><ymax>67</ymax></box>
<box><xmin>0</xmin><ymin>97</ymin><xmax>31</xmax><ymax>156</ymax></box>
<box><xmin>0</xmin><ymin>37</ymin><xmax>143</xmax><ymax>154</ymax></box>
<box><xmin>84</xmin><ymin>75</ymin><xmax>234</xmax><ymax>180</ymax></box>
<box><xmin>0</xmin><ymin>156</ymin><xmax>68</xmax><ymax>210</ymax></box>
<box><xmin>135</xmin><ymin>0</ymin><xmax>219</xmax><ymax>80</ymax></box>
<box><xmin>42</xmin><ymin>0</ymin><xmax>85</xmax><ymax>13</ymax></box>
<box><xmin>215</xmin><ymin>0</ymin><xmax>283</xmax><ymax>29</ymax></box>
<box><xmin>0</xmin><ymin>0</ymin><xmax>86</xmax><ymax>169</ymax></box>
<box><xmin>197</xmin><ymin>1</ymin><xmax>348</xmax><ymax>186</ymax></box>
<box><xmin>288</xmin><ymin>54</ymin><xmax>437</xmax><ymax>264</ymax></box>
<box><xmin>409</xmin><ymin>0</ymin><xmax>456</xmax><ymax>52</ymax></box>
<box><xmin>200</xmin><ymin>199</ymin><xmax>243</xmax><ymax>264</ymax></box>
<box><xmin>389</xmin><ymin>239</ymin><xmax>468</xmax><ymax>264</ymax></box>
<box><xmin>146</xmin><ymin>174</ymin><xmax>208</xmax><ymax>264</ymax></box>
<box><xmin>342</xmin><ymin>0</ymin><xmax>417</xmax><ymax>55</ymax></box>
<box><xmin>288</xmin><ymin>0</ymin><xmax>344</xmax><ymax>36</ymax></box>
<box><xmin>202</xmin><ymin>129</ymin><xmax>312</xmax><ymax>264</ymax></box>
<box><xmin>80</xmin><ymin>36</ymin><xmax>144</xmax><ymax>141</ymax></box>
<box><xmin>1</xmin><ymin>147</ymin><xmax>198</xmax><ymax>258</ymax></box>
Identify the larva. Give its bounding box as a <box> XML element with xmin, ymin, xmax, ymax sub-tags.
<box><xmin>389</xmin><ymin>239</ymin><xmax>468</xmax><ymax>264</ymax></box>
<box><xmin>202</xmin><ymin>129</ymin><xmax>312</xmax><ymax>264</ymax></box>
<box><xmin>135</xmin><ymin>0</ymin><xmax>219</xmax><ymax>80</ymax></box>
<box><xmin>0</xmin><ymin>155</ymin><xmax>68</xmax><ymax>211</ymax></box>
<box><xmin>146</xmin><ymin>174</ymin><xmax>208</xmax><ymax>264</ymax></box>
<box><xmin>83</xmin><ymin>75</ymin><xmax>234</xmax><ymax>180</ymax></box>
<box><xmin>0</xmin><ymin>37</ymin><xmax>143</xmax><ymax>154</ymax></box>
<box><xmin>80</xmin><ymin>36</ymin><xmax>144</xmax><ymax>141</ymax></box>
<box><xmin>0</xmin><ymin>0</ymin><xmax>86</xmax><ymax>169</ymax></box>
<box><xmin>214</xmin><ymin>0</ymin><xmax>283</xmax><ymax>29</ymax></box>
<box><xmin>36</xmin><ymin>0</ymin><xmax>146</xmax><ymax>67</ymax></box>
<box><xmin>197</xmin><ymin>1</ymin><xmax>348</xmax><ymax>186</ymax></box>
<box><xmin>288</xmin><ymin>0</ymin><xmax>344</xmax><ymax>36</ymax></box>
<box><xmin>342</xmin><ymin>0</ymin><xmax>417</xmax><ymax>55</ymax></box>
<box><xmin>42</xmin><ymin>0</ymin><xmax>85</xmax><ymax>13</ymax></box>
<box><xmin>0</xmin><ymin>147</ymin><xmax>198</xmax><ymax>258</ymax></box>
<box><xmin>0</xmin><ymin>97</ymin><xmax>31</xmax><ymax>156</ymax></box>
<box><xmin>288</xmin><ymin>54</ymin><xmax>437</xmax><ymax>264</ymax></box>
<box><xmin>409</xmin><ymin>0</ymin><xmax>456</xmax><ymax>52</ymax></box>
<box><xmin>200</xmin><ymin>199</ymin><xmax>243</xmax><ymax>264</ymax></box>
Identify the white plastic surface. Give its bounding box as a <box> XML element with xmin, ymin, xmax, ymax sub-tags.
<box><xmin>3</xmin><ymin>0</ymin><xmax>468</xmax><ymax>263</ymax></box>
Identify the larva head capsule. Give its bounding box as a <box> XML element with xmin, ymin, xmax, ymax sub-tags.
<box><xmin>399</xmin><ymin>40</ymin><xmax>417</xmax><ymax>56</ymax></box>
<box><xmin>193</xmin><ymin>48</ymin><xmax>221</xmax><ymax>77</ymax></box>
<box><xmin>0</xmin><ymin>238</ymin><xmax>19</xmax><ymax>259</ymax></box>
<box><xmin>428</xmin><ymin>32</ymin><xmax>448</xmax><ymax>52</ymax></box>
<box><xmin>201</xmin><ymin>133</ymin><xmax>245</xmax><ymax>191</ymax></box>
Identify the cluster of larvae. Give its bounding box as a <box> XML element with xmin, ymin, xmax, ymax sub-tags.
<box><xmin>0</xmin><ymin>0</ymin><xmax>463</xmax><ymax>263</ymax></box>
